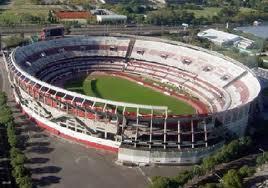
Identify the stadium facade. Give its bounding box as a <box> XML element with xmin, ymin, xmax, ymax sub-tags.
<box><xmin>3</xmin><ymin>36</ymin><xmax>261</xmax><ymax>165</ymax></box>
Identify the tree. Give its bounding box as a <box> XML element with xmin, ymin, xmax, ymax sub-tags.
<box><xmin>174</xmin><ymin>170</ymin><xmax>193</xmax><ymax>185</ymax></box>
<box><xmin>222</xmin><ymin>169</ymin><xmax>242</xmax><ymax>188</ymax></box>
<box><xmin>0</xmin><ymin>92</ymin><xmax>7</xmax><ymax>106</ymax></box>
<box><xmin>238</xmin><ymin>165</ymin><xmax>255</xmax><ymax>178</ymax></box>
<box><xmin>202</xmin><ymin>156</ymin><xmax>217</xmax><ymax>171</ymax></box>
<box><xmin>0</xmin><ymin>105</ymin><xmax>13</xmax><ymax>124</ymax></box>
<box><xmin>11</xmin><ymin>153</ymin><xmax>27</xmax><ymax>166</ymax></box>
<box><xmin>149</xmin><ymin>176</ymin><xmax>174</xmax><ymax>188</ymax></box>
<box><xmin>200</xmin><ymin>183</ymin><xmax>221</xmax><ymax>188</ymax></box>
<box><xmin>47</xmin><ymin>10</ymin><xmax>56</xmax><ymax>24</ymax></box>
<box><xmin>19</xmin><ymin>176</ymin><xmax>32</xmax><ymax>188</ymax></box>
<box><xmin>10</xmin><ymin>147</ymin><xmax>22</xmax><ymax>159</ymax></box>
<box><xmin>218</xmin><ymin>6</ymin><xmax>240</xmax><ymax>22</ymax></box>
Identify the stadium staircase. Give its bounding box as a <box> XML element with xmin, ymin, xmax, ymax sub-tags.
<box><xmin>50</xmin><ymin>115</ymin><xmax>98</xmax><ymax>135</ymax></box>
<box><xmin>125</xmin><ymin>38</ymin><xmax>136</xmax><ymax>61</ymax></box>
<box><xmin>223</xmin><ymin>71</ymin><xmax>248</xmax><ymax>89</ymax></box>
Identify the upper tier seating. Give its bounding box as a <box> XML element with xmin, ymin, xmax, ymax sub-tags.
<box><xmin>130</xmin><ymin>40</ymin><xmax>246</xmax><ymax>88</ymax></box>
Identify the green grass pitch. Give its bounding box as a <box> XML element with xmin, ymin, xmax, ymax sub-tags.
<box><xmin>64</xmin><ymin>75</ymin><xmax>195</xmax><ymax>115</ymax></box>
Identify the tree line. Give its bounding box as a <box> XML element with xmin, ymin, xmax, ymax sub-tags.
<box><xmin>0</xmin><ymin>92</ymin><xmax>32</xmax><ymax>188</ymax></box>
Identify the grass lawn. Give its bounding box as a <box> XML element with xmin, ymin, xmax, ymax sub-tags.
<box><xmin>188</xmin><ymin>7</ymin><xmax>221</xmax><ymax>18</ymax></box>
<box><xmin>188</xmin><ymin>7</ymin><xmax>256</xmax><ymax>18</ymax></box>
<box><xmin>64</xmin><ymin>75</ymin><xmax>195</xmax><ymax>115</ymax></box>
<box><xmin>0</xmin><ymin>0</ymin><xmax>65</xmax><ymax>24</ymax></box>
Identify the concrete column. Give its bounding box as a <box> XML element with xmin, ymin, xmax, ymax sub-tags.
<box><xmin>0</xmin><ymin>34</ymin><xmax>2</xmax><ymax>50</ymax></box>
<box><xmin>134</xmin><ymin>127</ymin><xmax>138</xmax><ymax>148</ymax></box>
<box><xmin>136</xmin><ymin>108</ymin><xmax>139</xmax><ymax>125</ymax></box>
<box><xmin>163</xmin><ymin>110</ymin><xmax>168</xmax><ymax>149</ymax></box>
<box><xmin>66</xmin><ymin>103</ymin><xmax>69</xmax><ymax>114</ymax></box>
<box><xmin>164</xmin><ymin>119</ymin><xmax>167</xmax><ymax>149</ymax></box>
<box><xmin>52</xmin><ymin>98</ymin><xmax>54</xmax><ymax>108</ymax></box>
<box><xmin>191</xmin><ymin>120</ymin><xmax>194</xmax><ymax>149</ymax></box>
<box><xmin>104</xmin><ymin>120</ymin><xmax>108</xmax><ymax>139</ymax></box>
<box><xmin>204</xmin><ymin>121</ymin><xmax>208</xmax><ymax>147</ymax></box>
<box><xmin>135</xmin><ymin>108</ymin><xmax>139</xmax><ymax>148</ymax></box>
<box><xmin>149</xmin><ymin>110</ymin><xmax>153</xmax><ymax>149</ymax></box>
<box><xmin>74</xmin><ymin>120</ymin><xmax>77</xmax><ymax>132</ymax></box>
<box><xmin>178</xmin><ymin>120</ymin><xmax>181</xmax><ymax>149</ymax></box>
<box><xmin>115</xmin><ymin>105</ymin><xmax>118</xmax><ymax>114</ymax></box>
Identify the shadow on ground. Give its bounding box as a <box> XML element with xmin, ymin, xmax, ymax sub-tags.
<box><xmin>9</xmin><ymin>99</ymin><xmax>62</xmax><ymax>188</ymax></box>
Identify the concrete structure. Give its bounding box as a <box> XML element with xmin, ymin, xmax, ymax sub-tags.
<box><xmin>4</xmin><ymin>36</ymin><xmax>260</xmax><ymax>165</ymax></box>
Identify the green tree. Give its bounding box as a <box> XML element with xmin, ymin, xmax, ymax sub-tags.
<box><xmin>11</xmin><ymin>153</ymin><xmax>27</xmax><ymax>166</ymax></box>
<box><xmin>222</xmin><ymin>169</ymin><xmax>242</xmax><ymax>188</ymax></box>
<box><xmin>150</xmin><ymin>176</ymin><xmax>174</xmax><ymax>188</ymax></box>
<box><xmin>0</xmin><ymin>92</ymin><xmax>7</xmax><ymax>106</ymax></box>
<box><xmin>19</xmin><ymin>176</ymin><xmax>32</xmax><ymax>188</ymax></box>
<box><xmin>47</xmin><ymin>10</ymin><xmax>56</xmax><ymax>24</ymax></box>
<box><xmin>0</xmin><ymin>105</ymin><xmax>13</xmax><ymax>124</ymax></box>
<box><xmin>238</xmin><ymin>165</ymin><xmax>255</xmax><ymax>178</ymax></box>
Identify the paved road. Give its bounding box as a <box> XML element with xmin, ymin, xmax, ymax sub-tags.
<box><xmin>0</xmin><ymin>25</ymin><xmax>184</xmax><ymax>35</ymax></box>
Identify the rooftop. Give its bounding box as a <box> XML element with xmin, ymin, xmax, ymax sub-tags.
<box><xmin>55</xmin><ymin>11</ymin><xmax>91</xmax><ymax>20</ymax></box>
<box><xmin>198</xmin><ymin>29</ymin><xmax>240</xmax><ymax>44</ymax></box>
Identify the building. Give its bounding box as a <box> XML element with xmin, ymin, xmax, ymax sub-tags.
<box><xmin>55</xmin><ymin>11</ymin><xmax>92</xmax><ymax>24</ymax></box>
<box><xmin>198</xmin><ymin>29</ymin><xmax>241</xmax><ymax>46</ymax></box>
<box><xmin>198</xmin><ymin>28</ymin><xmax>255</xmax><ymax>50</ymax></box>
<box><xmin>234</xmin><ymin>37</ymin><xmax>254</xmax><ymax>50</ymax></box>
<box><xmin>91</xmin><ymin>9</ymin><xmax>127</xmax><ymax>23</ymax></box>
<box><xmin>96</xmin><ymin>15</ymin><xmax>127</xmax><ymax>23</ymax></box>
<box><xmin>4</xmin><ymin>36</ymin><xmax>260</xmax><ymax>165</ymax></box>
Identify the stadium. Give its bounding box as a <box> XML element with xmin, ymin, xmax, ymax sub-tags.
<box><xmin>3</xmin><ymin>35</ymin><xmax>261</xmax><ymax>165</ymax></box>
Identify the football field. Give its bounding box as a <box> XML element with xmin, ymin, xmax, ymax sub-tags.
<box><xmin>64</xmin><ymin>75</ymin><xmax>195</xmax><ymax>115</ymax></box>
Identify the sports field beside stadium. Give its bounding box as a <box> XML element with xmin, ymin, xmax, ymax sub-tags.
<box><xmin>64</xmin><ymin>75</ymin><xmax>195</xmax><ymax>115</ymax></box>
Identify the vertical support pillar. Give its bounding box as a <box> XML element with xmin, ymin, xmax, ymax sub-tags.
<box><xmin>115</xmin><ymin>105</ymin><xmax>118</xmax><ymax>114</ymax></box>
<box><xmin>163</xmin><ymin>110</ymin><xmax>167</xmax><ymax>149</ymax></box>
<box><xmin>121</xmin><ymin>107</ymin><xmax>126</xmax><ymax>142</ymax></box>
<box><xmin>104</xmin><ymin>130</ymin><xmax>107</xmax><ymax>139</ymax></box>
<box><xmin>149</xmin><ymin>109</ymin><xmax>153</xmax><ymax>149</ymax></box>
<box><xmin>191</xmin><ymin>119</ymin><xmax>194</xmax><ymax>149</ymax></box>
<box><xmin>204</xmin><ymin>120</ymin><xmax>208</xmax><ymax>147</ymax></box>
<box><xmin>37</xmin><ymin>91</ymin><xmax>40</xmax><ymax>102</ymax></box>
<box><xmin>0</xmin><ymin>34</ymin><xmax>2</xmax><ymax>51</ymax></box>
<box><xmin>43</xmin><ymin>95</ymin><xmax>46</xmax><ymax>104</ymax></box>
<box><xmin>178</xmin><ymin>120</ymin><xmax>181</xmax><ymax>149</ymax></box>
<box><xmin>134</xmin><ymin>108</ymin><xmax>140</xmax><ymax>148</ymax></box>
<box><xmin>136</xmin><ymin>108</ymin><xmax>139</xmax><ymax>125</ymax></box>
<box><xmin>74</xmin><ymin>119</ymin><xmax>77</xmax><ymax>132</ymax></box>
<box><xmin>66</xmin><ymin>103</ymin><xmax>69</xmax><ymax>114</ymax></box>
<box><xmin>134</xmin><ymin>127</ymin><xmax>138</xmax><ymax>148</ymax></box>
